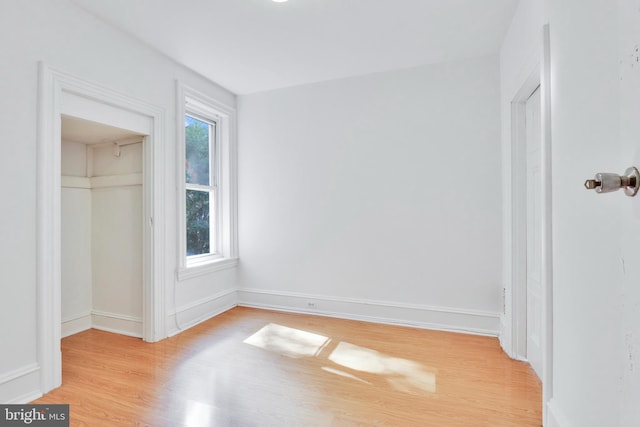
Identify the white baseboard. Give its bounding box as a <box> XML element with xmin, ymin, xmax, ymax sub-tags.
<box><xmin>0</xmin><ymin>363</ymin><xmax>40</xmax><ymax>404</ymax></box>
<box><xmin>237</xmin><ymin>289</ymin><xmax>500</xmax><ymax>336</ymax></box>
<box><xmin>62</xmin><ymin>289</ymin><xmax>500</xmax><ymax>340</ymax></box>
<box><xmin>91</xmin><ymin>310</ymin><xmax>142</xmax><ymax>338</ymax></box>
<box><xmin>61</xmin><ymin>312</ymin><xmax>92</xmax><ymax>338</ymax></box>
<box><xmin>5</xmin><ymin>390</ymin><xmax>43</xmax><ymax>404</ymax></box>
<box><xmin>546</xmin><ymin>398</ymin><xmax>570</xmax><ymax>427</ymax></box>
<box><xmin>167</xmin><ymin>288</ymin><xmax>237</xmax><ymax>337</ymax></box>
<box><xmin>61</xmin><ymin>311</ymin><xmax>141</xmax><ymax>338</ymax></box>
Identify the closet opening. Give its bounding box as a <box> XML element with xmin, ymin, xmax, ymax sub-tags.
<box><xmin>60</xmin><ymin>115</ymin><xmax>145</xmax><ymax>339</ymax></box>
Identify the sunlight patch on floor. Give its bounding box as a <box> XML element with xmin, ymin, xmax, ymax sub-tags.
<box><xmin>321</xmin><ymin>366</ymin><xmax>371</xmax><ymax>384</ymax></box>
<box><xmin>243</xmin><ymin>323</ymin><xmax>331</xmax><ymax>358</ymax></box>
<box><xmin>183</xmin><ymin>399</ymin><xmax>217</xmax><ymax>426</ymax></box>
<box><xmin>243</xmin><ymin>323</ymin><xmax>437</xmax><ymax>395</ymax></box>
<box><xmin>328</xmin><ymin>341</ymin><xmax>437</xmax><ymax>394</ymax></box>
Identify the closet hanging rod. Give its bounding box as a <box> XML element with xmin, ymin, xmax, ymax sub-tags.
<box><xmin>112</xmin><ymin>136</ymin><xmax>144</xmax><ymax>157</ymax></box>
<box><xmin>88</xmin><ymin>136</ymin><xmax>143</xmax><ymax>149</ymax></box>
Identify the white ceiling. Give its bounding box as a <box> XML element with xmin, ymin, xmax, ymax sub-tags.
<box><xmin>61</xmin><ymin>115</ymin><xmax>143</xmax><ymax>144</ymax></box>
<box><xmin>71</xmin><ymin>0</ymin><xmax>519</xmax><ymax>95</ymax></box>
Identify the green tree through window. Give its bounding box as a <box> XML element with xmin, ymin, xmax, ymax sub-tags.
<box><xmin>185</xmin><ymin>116</ymin><xmax>214</xmax><ymax>256</ymax></box>
<box><xmin>185</xmin><ymin>116</ymin><xmax>210</xmax><ymax>185</ymax></box>
<box><xmin>186</xmin><ymin>189</ymin><xmax>209</xmax><ymax>256</ymax></box>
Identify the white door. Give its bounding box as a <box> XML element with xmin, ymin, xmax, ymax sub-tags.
<box><xmin>525</xmin><ymin>86</ymin><xmax>543</xmax><ymax>379</ymax></box>
<box><xmin>619</xmin><ymin>15</ymin><xmax>640</xmax><ymax>418</ymax></box>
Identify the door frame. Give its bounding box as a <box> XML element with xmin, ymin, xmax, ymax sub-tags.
<box><xmin>36</xmin><ymin>63</ymin><xmax>167</xmax><ymax>394</ymax></box>
<box><xmin>503</xmin><ymin>25</ymin><xmax>553</xmax><ymax>420</ymax></box>
<box><xmin>510</xmin><ymin>75</ymin><xmax>540</xmax><ymax>361</ymax></box>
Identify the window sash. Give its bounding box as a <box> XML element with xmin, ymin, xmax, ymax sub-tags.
<box><xmin>185</xmin><ymin>188</ymin><xmax>211</xmax><ymax>257</ymax></box>
<box><xmin>185</xmin><ymin>113</ymin><xmax>219</xmax><ymax>260</ymax></box>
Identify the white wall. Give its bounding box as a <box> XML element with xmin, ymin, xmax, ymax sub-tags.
<box><xmin>237</xmin><ymin>55</ymin><xmax>502</xmax><ymax>333</ymax></box>
<box><xmin>500</xmin><ymin>0</ymin><xmax>548</xmax><ymax>101</ymax></box>
<box><xmin>61</xmin><ymin>189</ymin><xmax>92</xmax><ymax>321</ymax></box>
<box><xmin>91</xmin><ymin>143</ymin><xmax>143</xmax><ymax>336</ymax></box>
<box><xmin>546</xmin><ymin>0</ymin><xmax>640</xmax><ymax>425</ymax></box>
<box><xmin>0</xmin><ymin>0</ymin><xmax>236</xmax><ymax>403</ymax></box>
<box><xmin>61</xmin><ymin>142</ymin><xmax>92</xmax><ymax>335</ymax></box>
<box><xmin>61</xmin><ymin>141</ymin><xmax>87</xmax><ymax>177</ymax></box>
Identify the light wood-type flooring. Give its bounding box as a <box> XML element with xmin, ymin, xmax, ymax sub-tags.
<box><xmin>33</xmin><ymin>307</ymin><xmax>541</xmax><ymax>426</ymax></box>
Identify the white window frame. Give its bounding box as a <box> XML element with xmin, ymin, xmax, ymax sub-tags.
<box><xmin>184</xmin><ymin>112</ymin><xmax>220</xmax><ymax>260</ymax></box>
<box><xmin>177</xmin><ymin>83</ymin><xmax>238</xmax><ymax>280</ymax></box>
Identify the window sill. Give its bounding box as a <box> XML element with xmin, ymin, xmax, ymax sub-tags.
<box><xmin>177</xmin><ymin>257</ymin><xmax>238</xmax><ymax>282</ymax></box>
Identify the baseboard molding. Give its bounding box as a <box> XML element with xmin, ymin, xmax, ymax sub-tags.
<box><xmin>61</xmin><ymin>311</ymin><xmax>141</xmax><ymax>338</ymax></box>
<box><xmin>62</xmin><ymin>289</ymin><xmax>501</xmax><ymax>340</ymax></box>
<box><xmin>0</xmin><ymin>363</ymin><xmax>40</xmax><ymax>404</ymax></box>
<box><xmin>61</xmin><ymin>312</ymin><xmax>92</xmax><ymax>338</ymax></box>
<box><xmin>167</xmin><ymin>288</ymin><xmax>237</xmax><ymax>336</ymax></box>
<box><xmin>546</xmin><ymin>398</ymin><xmax>570</xmax><ymax>427</ymax></box>
<box><xmin>91</xmin><ymin>310</ymin><xmax>142</xmax><ymax>338</ymax></box>
<box><xmin>5</xmin><ymin>390</ymin><xmax>43</xmax><ymax>404</ymax></box>
<box><xmin>237</xmin><ymin>289</ymin><xmax>500</xmax><ymax>336</ymax></box>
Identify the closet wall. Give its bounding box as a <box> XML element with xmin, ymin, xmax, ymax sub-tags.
<box><xmin>61</xmin><ymin>141</ymin><xmax>92</xmax><ymax>334</ymax></box>
<box><xmin>61</xmin><ymin>138</ymin><xmax>143</xmax><ymax>338</ymax></box>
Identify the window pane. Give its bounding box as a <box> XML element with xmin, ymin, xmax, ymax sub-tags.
<box><xmin>185</xmin><ymin>115</ymin><xmax>211</xmax><ymax>185</ymax></box>
<box><xmin>186</xmin><ymin>189</ymin><xmax>210</xmax><ymax>256</ymax></box>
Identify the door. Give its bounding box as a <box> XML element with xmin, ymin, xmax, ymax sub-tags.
<box><xmin>525</xmin><ymin>86</ymin><xmax>543</xmax><ymax>379</ymax></box>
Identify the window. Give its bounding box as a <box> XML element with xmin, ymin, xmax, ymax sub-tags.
<box><xmin>178</xmin><ymin>83</ymin><xmax>238</xmax><ymax>280</ymax></box>
<box><xmin>185</xmin><ymin>114</ymin><xmax>217</xmax><ymax>257</ymax></box>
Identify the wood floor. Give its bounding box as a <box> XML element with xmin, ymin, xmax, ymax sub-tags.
<box><xmin>33</xmin><ymin>307</ymin><xmax>541</xmax><ymax>426</ymax></box>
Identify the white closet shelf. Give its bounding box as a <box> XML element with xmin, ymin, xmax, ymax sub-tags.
<box><xmin>62</xmin><ymin>173</ymin><xmax>142</xmax><ymax>189</ymax></box>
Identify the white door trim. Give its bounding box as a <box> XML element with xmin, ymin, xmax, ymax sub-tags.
<box><xmin>502</xmin><ymin>25</ymin><xmax>553</xmax><ymax>423</ymax></box>
<box><xmin>540</xmin><ymin>24</ymin><xmax>554</xmax><ymax>419</ymax></box>
<box><xmin>510</xmin><ymin>74</ymin><xmax>537</xmax><ymax>361</ymax></box>
<box><xmin>37</xmin><ymin>63</ymin><xmax>167</xmax><ymax>394</ymax></box>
